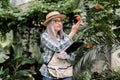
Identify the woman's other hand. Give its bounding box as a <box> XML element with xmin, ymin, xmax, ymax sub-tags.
<box><xmin>58</xmin><ymin>51</ymin><xmax>70</xmax><ymax>60</ymax></box>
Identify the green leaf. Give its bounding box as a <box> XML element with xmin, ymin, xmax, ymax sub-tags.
<box><xmin>16</xmin><ymin>70</ymin><xmax>34</xmax><ymax>80</ymax></box>
<box><xmin>0</xmin><ymin>53</ymin><xmax>9</xmax><ymax>63</ymax></box>
<box><xmin>73</xmin><ymin>9</ymin><xmax>81</xmax><ymax>13</ymax></box>
<box><xmin>0</xmin><ymin>30</ymin><xmax>13</xmax><ymax>48</ymax></box>
<box><xmin>12</xmin><ymin>43</ymin><xmax>23</xmax><ymax>59</ymax></box>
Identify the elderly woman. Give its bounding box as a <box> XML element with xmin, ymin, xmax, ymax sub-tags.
<box><xmin>40</xmin><ymin>11</ymin><xmax>81</xmax><ymax>80</ymax></box>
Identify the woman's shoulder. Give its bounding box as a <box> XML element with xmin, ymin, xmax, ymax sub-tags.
<box><xmin>41</xmin><ymin>32</ymin><xmax>48</xmax><ymax>38</ymax></box>
<box><xmin>41</xmin><ymin>32</ymin><xmax>53</xmax><ymax>42</ymax></box>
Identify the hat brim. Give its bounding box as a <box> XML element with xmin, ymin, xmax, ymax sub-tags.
<box><xmin>43</xmin><ymin>14</ymin><xmax>66</xmax><ymax>26</ymax></box>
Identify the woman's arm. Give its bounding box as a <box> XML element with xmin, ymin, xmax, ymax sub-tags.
<box><xmin>68</xmin><ymin>21</ymin><xmax>81</xmax><ymax>38</ymax></box>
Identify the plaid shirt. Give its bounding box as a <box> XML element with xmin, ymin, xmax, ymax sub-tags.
<box><xmin>39</xmin><ymin>32</ymin><xmax>75</xmax><ymax>79</ymax></box>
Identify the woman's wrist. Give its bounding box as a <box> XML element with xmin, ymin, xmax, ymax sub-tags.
<box><xmin>68</xmin><ymin>30</ymin><xmax>76</xmax><ymax>38</ymax></box>
<box><xmin>69</xmin><ymin>21</ymin><xmax>80</xmax><ymax>38</ymax></box>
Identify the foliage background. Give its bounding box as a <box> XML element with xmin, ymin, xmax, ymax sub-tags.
<box><xmin>0</xmin><ymin>0</ymin><xmax>120</xmax><ymax>80</ymax></box>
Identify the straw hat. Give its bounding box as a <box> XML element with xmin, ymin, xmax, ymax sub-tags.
<box><xmin>43</xmin><ymin>11</ymin><xmax>66</xmax><ymax>26</ymax></box>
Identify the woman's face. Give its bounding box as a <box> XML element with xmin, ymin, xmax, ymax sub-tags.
<box><xmin>52</xmin><ymin>18</ymin><xmax>63</xmax><ymax>34</ymax></box>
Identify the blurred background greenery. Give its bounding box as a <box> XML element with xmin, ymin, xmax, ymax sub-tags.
<box><xmin>0</xmin><ymin>0</ymin><xmax>120</xmax><ymax>80</ymax></box>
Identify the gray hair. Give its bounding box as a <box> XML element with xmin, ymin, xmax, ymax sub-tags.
<box><xmin>45</xmin><ymin>20</ymin><xmax>67</xmax><ymax>42</ymax></box>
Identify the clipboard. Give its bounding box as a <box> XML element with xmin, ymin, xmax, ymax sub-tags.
<box><xmin>65</xmin><ymin>42</ymin><xmax>84</xmax><ymax>54</ymax></box>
